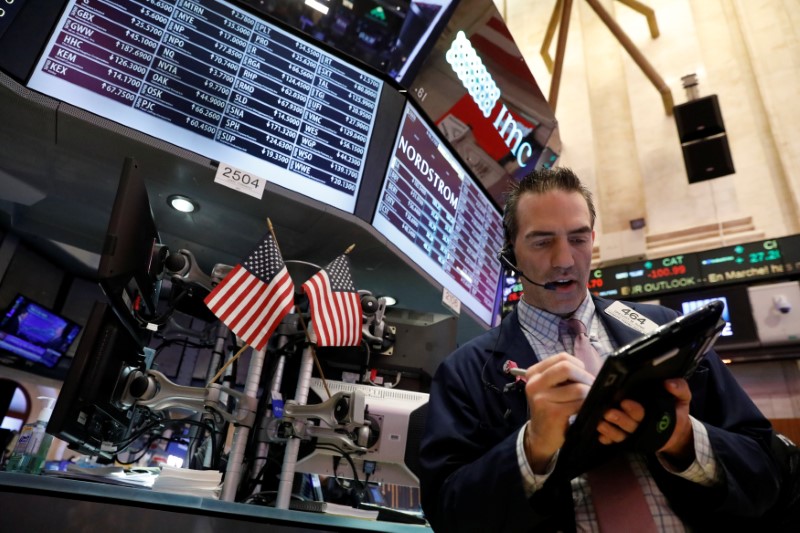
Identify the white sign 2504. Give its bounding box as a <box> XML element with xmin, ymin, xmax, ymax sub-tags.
<box><xmin>214</xmin><ymin>163</ymin><xmax>266</xmax><ymax>200</ymax></box>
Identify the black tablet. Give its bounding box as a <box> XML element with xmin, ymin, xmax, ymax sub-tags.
<box><xmin>555</xmin><ymin>300</ymin><xmax>726</xmax><ymax>480</ymax></box>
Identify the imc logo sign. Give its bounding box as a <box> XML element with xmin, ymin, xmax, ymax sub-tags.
<box><xmin>445</xmin><ymin>31</ymin><xmax>537</xmax><ymax>168</ymax></box>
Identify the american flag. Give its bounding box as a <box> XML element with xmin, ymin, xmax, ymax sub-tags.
<box><xmin>204</xmin><ymin>232</ymin><xmax>295</xmax><ymax>351</ymax></box>
<box><xmin>302</xmin><ymin>254</ymin><xmax>362</xmax><ymax>347</ymax></box>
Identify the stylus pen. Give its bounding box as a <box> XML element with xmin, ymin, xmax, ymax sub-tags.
<box><xmin>507</xmin><ymin>367</ymin><xmax>527</xmax><ymax>377</ymax></box>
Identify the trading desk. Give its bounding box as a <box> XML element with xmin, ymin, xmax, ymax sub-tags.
<box><xmin>0</xmin><ymin>472</ymin><xmax>432</xmax><ymax>532</ymax></box>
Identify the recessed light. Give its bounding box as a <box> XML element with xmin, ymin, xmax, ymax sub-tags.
<box><xmin>168</xmin><ymin>195</ymin><xmax>198</xmax><ymax>213</ymax></box>
<box><xmin>381</xmin><ymin>296</ymin><xmax>397</xmax><ymax>306</ymax></box>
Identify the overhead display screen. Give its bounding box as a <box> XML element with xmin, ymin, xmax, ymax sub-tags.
<box><xmin>698</xmin><ymin>239</ymin><xmax>784</xmax><ymax>286</ymax></box>
<box><xmin>588</xmin><ymin>235</ymin><xmax>800</xmax><ymax>302</ymax></box>
<box><xmin>246</xmin><ymin>0</ymin><xmax>455</xmax><ymax>87</ymax></box>
<box><xmin>372</xmin><ymin>102</ymin><xmax>504</xmax><ymax>326</ymax></box>
<box><xmin>626</xmin><ymin>253</ymin><xmax>703</xmax><ymax>297</ymax></box>
<box><xmin>587</xmin><ymin>264</ymin><xmax>631</xmax><ymax>299</ymax></box>
<box><xmin>27</xmin><ymin>0</ymin><xmax>383</xmax><ymax>213</ymax></box>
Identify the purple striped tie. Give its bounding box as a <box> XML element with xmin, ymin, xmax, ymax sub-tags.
<box><xmin>563</xmin><ymin>318</ymin><xmax>658</xmax><ymax>532</ymax></box>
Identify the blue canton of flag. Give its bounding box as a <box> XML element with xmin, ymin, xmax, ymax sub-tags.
<box><xmin>204</xmin><ymin>232</ymin><xmax>295</xmax><ymax>351</ymax></box>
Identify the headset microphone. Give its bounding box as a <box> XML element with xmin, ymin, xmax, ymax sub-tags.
<box><xmin>497</xmin><ymin>249</ymin><xmax>558</xmax><ymax>291</ymax></box>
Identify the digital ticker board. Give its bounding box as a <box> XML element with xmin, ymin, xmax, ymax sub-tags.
<box><xmin>626</xmin><ymin>253</ymin><xmax>703</xmax><ymax>297</ymax></box>
<box><xmin>589</xmin><ymin>236</ymin><xmax>800</xmax><ymax>300</ymax></box>
<box><xmin>588</xmin><ymin>263</ymin><xmax>631</xmax><ymax>299</ymax></box>
<box><xmin>698</xmin><ymin>239</ymin><xmax>785</xmax><ymax>285</ymax></box>
<box><xmin>27</xmin><ymin>0</ymin><xmax>384</xmax><ymax>214</ymax></box>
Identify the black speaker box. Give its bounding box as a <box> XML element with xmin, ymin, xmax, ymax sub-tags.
<box><xmin>682</xmin><ymin>134</ymin><xmax>735</xmax><ymax>183</ymax></box>
<box><xmin>674</xmin><ymin>95</ymin><xmax>725</xmax><ymax>143</ymax></box>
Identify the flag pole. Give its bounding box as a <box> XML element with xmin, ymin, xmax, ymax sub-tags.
<box><xmin>276</xmin><ymin>243</ymin><xmax>359</xmax><ymax>509</ymax></box>
<box><xmin>267</xmin><ymin>218</ymin><xmax>281</xmax><ymax>254</ymax></box>
<box><xmin>209</xmin><ymin>344</ymin><xmax>249</xmax><ymax>384</ymax></box>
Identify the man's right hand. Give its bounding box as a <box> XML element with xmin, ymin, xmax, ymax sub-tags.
<box><xmin>522</xmin><ymin>353</ymin><xmax>595</xmax><ymax>473</ymax></box>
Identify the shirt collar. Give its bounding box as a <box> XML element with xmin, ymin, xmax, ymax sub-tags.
<box><xmin>517</xmin><ymin>294</ymin><xmax>595</xmax><ymax>345</ymax></box>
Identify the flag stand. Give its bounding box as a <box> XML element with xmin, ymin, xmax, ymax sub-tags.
<box><xmin>275</xmin><ymin>326</ymin><xmax>318</xmax><ymax>509</ymax></box>
<box><xmin>219</xmin><ymin>345</ymin><xmax>267</xmax><ymax>502</ymax></box>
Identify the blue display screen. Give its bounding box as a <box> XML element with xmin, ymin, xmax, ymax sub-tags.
<box><xmin>0</xmin><ymin>295</ymin><xmax>81</xmax><ymax>367</ymax></box>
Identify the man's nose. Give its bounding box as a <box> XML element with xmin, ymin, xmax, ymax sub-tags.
<box><xmin>551</xmin><ymin>238</ymin><xmax>575</xmax><ymax>269</ymax></box>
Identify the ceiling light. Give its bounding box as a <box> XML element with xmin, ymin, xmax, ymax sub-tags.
<box><xmin>168</xmin><ymin>195</ymin><xmax>198</xmax><ymax>213</ymax></box>
<box><xmin>305</xmin><ymin>0</ymin><xmax>329</xmax><ymax>15</ymax></box>
<box><xmin>381</xmin><ymin>296</ymin><xmax>397</xmax><ymax>306</ymax></box>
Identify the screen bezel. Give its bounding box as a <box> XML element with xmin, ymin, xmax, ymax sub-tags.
<box><xmin>97</xmin><ymin>156</ymin><xmax>164</xmax><ymax>339</ymax></box>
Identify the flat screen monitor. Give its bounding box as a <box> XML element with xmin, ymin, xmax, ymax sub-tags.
<box><xmin>659</xmin><ymin>286</ymin><xmax>759</xmax><ymax>350</ymax></box>
<box><xmin>26</xmin><ymin>0</ymin><xmax>384</xmax><ymax>214</ymax></box>
<box><xmin>47</xmin><ymin>300</ymin><xmax>148</xmax><ymax>460</ymax></box>
<box><xmin>371</xmin><ymin>101</ymin><xmax>504</xmax><ymax>326</ymax></box>
<box><xmin>246</xmin><ymin>0</ymin><xmax>455</xmax><ymax>87</ymax></box>
<box><xmin>409</xmin><ymin>1</ymin><xmax>560</xmax><ymax>206</ymax></box>
<box><xmin>295</xmin><ymin>378</ymin><xmax>428</xmax><ymax>488</ymax></box>
<box><xmin>98</xmin><ymin>157</ymin><xmax>163</xmax><ymax>336</ymax></box>
<box><xmin>0</xmin><ymin>295</ymin><xmax>81</xmax><ymax>368</ymax></box>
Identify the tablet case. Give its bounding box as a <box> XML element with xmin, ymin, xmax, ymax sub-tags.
<box><xmin>555</xmin><ymin>300</ymin><xmax>725</xmax><ymax>480</ymax></box>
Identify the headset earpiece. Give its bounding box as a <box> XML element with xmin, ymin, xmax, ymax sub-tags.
<box><xmin>497</xmin><ymin>245</ymin><xmax>517</xmax><ymax>271</ymax></box>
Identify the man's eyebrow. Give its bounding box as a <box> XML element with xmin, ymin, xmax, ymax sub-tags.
<box><xmin>524</xmin><ymin>226</ymin><xmax>592</xmax><ymax>238</ymax></box>
<box><xmin>568</xmin><ymin>226</ymin><xmax>593</xmax><ymax>235</ymax></box>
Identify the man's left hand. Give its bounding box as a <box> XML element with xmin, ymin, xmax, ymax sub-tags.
<box><xmin>656</xmin><ymin>378</ymin><xmax>694</xmax><ymax>468</ymax></box>
<box><xmin>595</xmin><ymin>378</ymin><xmax>694</xmax><ymax>461</ymax></box>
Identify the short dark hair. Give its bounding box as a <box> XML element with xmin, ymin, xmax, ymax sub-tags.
<box><xmin>502</xmin><ymin>167</ymin><xmax>596</xmax><ymax>247</ymax></box>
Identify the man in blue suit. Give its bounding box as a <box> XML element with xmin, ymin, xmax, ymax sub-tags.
<box><xmin>419</xmin><ymin>168</ymin><xmax>781</xmax><ymax>532</ymax></box>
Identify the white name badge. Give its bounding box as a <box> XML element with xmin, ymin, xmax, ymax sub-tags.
<box><xmin>214</xmin><ymin>162</ymin><xmax>266</xmax><ymax>200</ymax></box>
<box><xmin>604</xmin><ymin>301</ymin><xmax>659</xmax><ymax>334</ymax></box>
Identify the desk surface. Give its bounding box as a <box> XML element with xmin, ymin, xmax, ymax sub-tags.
<box><xmin>0</xmin><ymin>472</ymin><xmax>431</xmax><ymax>532</ymax></box>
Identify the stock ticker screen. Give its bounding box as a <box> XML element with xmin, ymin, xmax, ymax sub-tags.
<box><xmin>697</xmin><ymin>239</ymin><xmax>785</xmax><ymax>285</ymax></box>
<box><xmin>588</xmin><ymin>237</ymin><xmax>798</xmax><ymax>301</ymax></box>
<box><xmin>625</xmin><ymin>253</ymin><xmax>704</xmax><ymax>297</ymax></box>
<box><xmin>587</xmin><ymin>263</ymin><xmax>632</xmax><ymax>299</ymax></box>
<box><xmin>372</xmin><ymin>102</ymin><xmax>504</xmax><ymax>326</ymax></box>
<box><xmin>27</xmin><ymin>0</ymin><xmax>383</xmax><ymax>213</ymax></box>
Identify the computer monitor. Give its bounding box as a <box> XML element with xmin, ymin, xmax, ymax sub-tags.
<box><xmin>0</xmin><ymin>294</ymin><xmax>81</xmax><ymax>368</ymax></box>
<box><xmin>47</xmin><ymin>300</ymin><xmax>149</xmax><ymax>461</ymax></box>
<box><xmin>295</xmin><ymin>378</ymin><xmax>428</xmax><ymax>488</ymax></box>
<box><xmin>659</xmin><ymin>286</ymin><xmax>759</xmax><ymax>350</ymax></box>
<box><xmin>98</xmin><ymin>157</ymin><xmax>165</xmax><ymax>337</ymax></box>
<box><xmin>251</xmin><ymin>0</ymin><xmax>455</xmax><ymax>87</ymax></box>
<box><xmin>26</xmin><ymin>0</ymin><xmax>386</xmax><ymax>214</ymax></box>
<box><xmin>371</xmin><ymin>100</ymin><xmax>504</xmax><ymax>327</ymax></box>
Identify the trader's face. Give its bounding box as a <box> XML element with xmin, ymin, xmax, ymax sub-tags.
<box><xmin>513</xmin><ymin>190</ymin><xmax>595</xmax><ymax>316</ymax></box>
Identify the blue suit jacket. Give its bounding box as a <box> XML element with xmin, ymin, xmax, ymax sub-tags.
<box><xmin>419</xmin><ymin>297</ymin><xmax>780</xmax><ymax>532</ymax></box>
